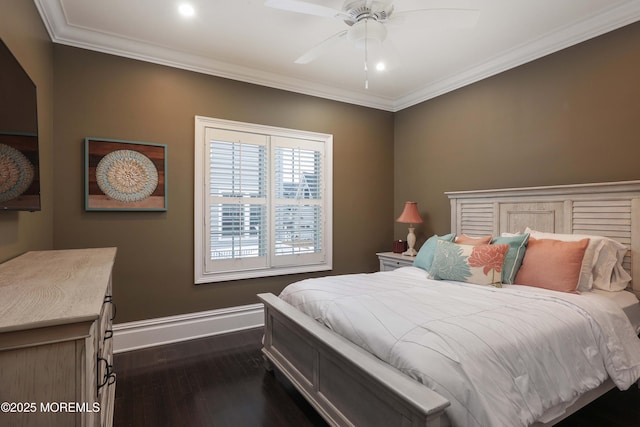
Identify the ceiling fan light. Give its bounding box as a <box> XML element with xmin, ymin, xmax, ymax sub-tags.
<box><xmin>347</xmin><ymin>20</ymin><xmax>387</xmax><ymax>49</ymax></box>
<box><xmin>178</xmin><ymin>3</ymin><xmax>195</xmax><ymax>17</ymax></box>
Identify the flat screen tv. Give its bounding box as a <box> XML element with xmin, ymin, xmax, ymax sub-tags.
<box><xmin>0</xmin><ymin>38</ymin><xmax>40</xmax><ymax>211</ymax></box>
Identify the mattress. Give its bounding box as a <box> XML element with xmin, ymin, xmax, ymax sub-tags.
<box><xmin>507</xmin><ymin>284</ymin><xmax>640</xmax><ymax>333</ymax></box>
<box><xmin>591</xmin><ymin>289</ymin><xmax>640</xmax><ymax>333</ymax></box>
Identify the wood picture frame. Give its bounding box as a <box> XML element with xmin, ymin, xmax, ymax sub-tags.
<box><xmin>85</xmin><ymin>137</ymin><xmax>167</xmax><ymax>211</ymax></box>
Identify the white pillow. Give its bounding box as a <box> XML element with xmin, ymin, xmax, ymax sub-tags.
<box><xmin>591</xmin><ymin>241</ymin><xmax>631</xmax><ymax>291</ymax></box>
<box><xmin>524</xmin><ymin>228</ymin><xmax>630</xmax><ymax>291</ymax></box>
<box><xmin>608</xmin><ymin>264</ymin><xmax>633</xmax><ymax>291</ymax></box>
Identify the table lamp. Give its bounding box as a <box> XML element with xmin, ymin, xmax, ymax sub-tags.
<box><xmin>396</xmin><ymin>201</ymin><xmax>423</xmax><ymax>256</ymax></box>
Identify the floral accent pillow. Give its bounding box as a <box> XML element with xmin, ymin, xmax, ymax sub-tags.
<box><xmin>429</xmin><ymin>240</ymin><xmax>510</xmax><ymax>287</ymax></box>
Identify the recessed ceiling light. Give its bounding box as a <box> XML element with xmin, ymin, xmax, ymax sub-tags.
<box><xmin>178</xmin><ymin>3</ymin><xmax>195</xmax><ymax>17</ymax></box>
<box><xmin>376</xmin><ymin>62</ymin><xmax>386</xmax><ymax>72</ymax></box>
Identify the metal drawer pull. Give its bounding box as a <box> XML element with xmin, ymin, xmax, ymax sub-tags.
<box><xmin>97</xmin><ymin>357</ymin><xmax>109</xmax><ymax>388</ymax></box>
<box><xmin>103</xmin><ymin>295</ymin><xmax>117</xmax><ymax>321</ymax></box>
<box><xmin>97</xmin><ymin>357</ymin><xmax>116</xmax><ymax>389</ymax></box>
<box><xmin>106</xmin><ymin>372</ymin><xmax>116</xmax><ymax>386</ymax></box>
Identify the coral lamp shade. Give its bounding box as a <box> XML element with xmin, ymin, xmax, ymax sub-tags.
<box><xmin>396</xmin><ymin>202</ymin><xmax>423</xmax><ymax>224</ymax></box>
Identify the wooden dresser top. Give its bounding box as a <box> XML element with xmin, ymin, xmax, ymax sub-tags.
<box><xmin>0</xmin><ymin>247</ymin><xmax>117</xmax><ymax>333</ymax></box>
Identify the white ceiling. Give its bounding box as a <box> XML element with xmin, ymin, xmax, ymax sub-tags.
<box><xmin>34</xmin><ymin>0</ymin><xmax>640</xmax><ymax>111</ymax></box>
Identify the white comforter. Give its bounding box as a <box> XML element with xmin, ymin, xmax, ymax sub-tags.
<box><xmin>279</xmin><ymin>266</ymin><xmax>640</xmax><ymax>427</ymax></box>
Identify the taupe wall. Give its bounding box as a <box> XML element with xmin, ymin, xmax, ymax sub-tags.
<box><xmin>394</xmin><ymin>21</ymin><xmax>640</xmax><ymax>244</ymax></box>
<box><xmin>0</xmin><ymin>0</ymin><xmax>54</xmax><ymax>262</ymax></box>
<box><xmin>5</xmin><ymin>2</ymin><xmax>639</xmax><ymax>325</ymax></box>
<box><xmin>52</xmin><ymin>45</ymin><xmax>394</xmax><ymax>322</ymax></box>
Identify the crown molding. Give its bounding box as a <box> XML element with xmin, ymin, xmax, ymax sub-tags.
<box><xmin>393</xmin><ymin>0</ymin><xmax>640</xmax><ymax>111</ymax></box>
<box><xmin>33</xmin><ymin>0</ymin><xmax>397</xmax><ymax>111</ymax></box>
<box><xmin>35</xmin><ymin>0</ymin><xmax>640</xmax><ymax>112</ymax></box>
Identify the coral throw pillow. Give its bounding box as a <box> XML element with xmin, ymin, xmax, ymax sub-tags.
<box><xmin>514</xmin><ymin>237</ymin><xmax>589</xmax><ymax>293</ymax></box>
<box><xmin>455</xmin><ymin>234</ymin><xmax>492</xmax><ymax>245</ymax></box>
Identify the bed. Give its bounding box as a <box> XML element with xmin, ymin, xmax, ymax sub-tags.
<box><xmin>258</xmin><ymin>180</ymin><xmax>640</xmax><ymax>427</ymax></box>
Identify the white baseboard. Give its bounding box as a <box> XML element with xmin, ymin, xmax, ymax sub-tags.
<box><xmin>112</xmin><ymin>303</ymin><xmax>264</xmax><ymax>353</ymax></box>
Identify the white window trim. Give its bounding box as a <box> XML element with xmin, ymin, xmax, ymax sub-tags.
<box><xmin>194</xmin><ymin>116</ymin><xmax>333</xmax><ymax>284</ymax></box>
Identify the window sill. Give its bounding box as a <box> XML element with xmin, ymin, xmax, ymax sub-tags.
<box><xmin>195</xmin><ymin>263</ymin><xmax>333</xmax><ymax>284</ymax></box>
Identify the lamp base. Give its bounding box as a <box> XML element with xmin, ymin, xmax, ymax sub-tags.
<box><xmin>402</xmin><ymin>248</ymin><xmax>418</xmax><ymax>257</ymax></box>
<box><xmin>403</xmin><ymin>225</ymin><xmax>418</xmax><ymax>257</ymax></box>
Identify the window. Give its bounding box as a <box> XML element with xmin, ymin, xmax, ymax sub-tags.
<box><xmin>195</xmin><ymin>116</ymin><xmax>333</xmax><ymax>283</ymax></box>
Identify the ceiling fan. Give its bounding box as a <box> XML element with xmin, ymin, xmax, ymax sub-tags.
<box><xmin>265</xmin><ymin>0</ymin><xmax>480</xmax><ymax>67</ymax></box>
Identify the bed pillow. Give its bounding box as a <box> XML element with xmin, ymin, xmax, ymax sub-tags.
<box><xmin>491</xmin><ymin>233</ymin><xmax>530</xmax><ymax>284</ymax></box>
<box><xmin>525</xmin><ymin>228</ymin><xmax>631</xmax><ymax>291</ymax></box>
<box><xmin>429</xmin><ymin>240</ymin><xmax>509</xmax><ymax>287</ymax></box>
<box><xmin>413</xmin><ymin>233</ymin><xmax>455</xmax><ymax>272</ymax></box>
<box><xmin>607</xmin><ymin>264</ymin><xmax>633</xmax><ymax>291</ymax></box>
<box><xmin>587</xmin><ymin>238</ymin><xmax>630</xmax><ymax>291</ymax></box>
<box><xmin>455</xmin><ymin>234</ymin><xmax>492</xmax><ymax>245</ymax></box>
<box><xmin>514</xmin><ymin>237</ymin><xmax>590</xmax><ymax>293</ymax></box>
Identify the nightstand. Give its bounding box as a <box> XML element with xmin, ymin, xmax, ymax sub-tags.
<box><xmin>376</xmin><ymin>252</ymin><xmax>415</xmax><ymax>271</ymax></box>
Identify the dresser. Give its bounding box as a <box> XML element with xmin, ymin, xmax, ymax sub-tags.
<box><xmin>0</xmin><ymin>248</ymin><xmax>117</xmax><ymax>427</ymax></box>
<box><xmin>376</xmin><ymin>251</ymin><xmax>415</xmax><ymax>271</ymax></box>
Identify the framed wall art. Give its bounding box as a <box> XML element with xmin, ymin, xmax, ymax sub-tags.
<box><xmin>0</xmin><ymin>133</ymin><xmax>41</xmax><ymax>211</ymax></box>
<box><xmin>85</xmin><ymin>138</ymin><xmax>167</xmax><ymax>211</ymax></box>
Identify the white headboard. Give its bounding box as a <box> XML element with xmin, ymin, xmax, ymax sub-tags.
<box><xmin>446</xmin><ymin>181</ymin><xmax>640</xmax><ymax>294</ymax></box>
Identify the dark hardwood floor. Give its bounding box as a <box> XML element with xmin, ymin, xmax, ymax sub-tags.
<box><xmin>114</xmin><ymin>327</ymin><xmax>640</xmax><ymax>427</ymax></box>
<box><xmin>114</xmin><ymin>328</ymin><xmax>327</xmax><ymax>427</ymax></box>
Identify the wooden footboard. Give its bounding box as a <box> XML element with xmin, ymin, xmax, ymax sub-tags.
<box><xmin>258</xmin><ymin>293</ymin><xmax>450</xmax><ymax>427</ymax></box>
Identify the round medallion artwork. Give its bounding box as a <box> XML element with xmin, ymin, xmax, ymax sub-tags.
<box><xmin>0</xmin><ymin>143</ymin><xmax>35</xmax><ymax>202</ymax></box>
<box><xmin>96</xmin><ymin>149</ymin><xmax>159</xmax><ymax>203</ymax></box>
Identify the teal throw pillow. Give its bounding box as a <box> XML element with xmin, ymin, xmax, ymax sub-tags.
<box><xmin>413</xmin><ymin>233</ymin><xmax>455</xmax><ymax>272</ymax></box>
<box><xmin>490</xmin><ymin>233</ymin><xmax>530</xmax><ymax>284</ymax></box>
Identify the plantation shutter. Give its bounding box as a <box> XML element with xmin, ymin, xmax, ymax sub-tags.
<box><xmin>195</xmin><ymin>116</ymin><xmax>332</xmax><ymax>283</ymax></box>
<box><xmin>204</xmin><ymin>128</ymin><xmax>268</xmax><ymax>273</ymax></box>
<box><xmin>271</xmin><ymin>136</ymin><xmax>326</xmax><ymax>266</ymax></box>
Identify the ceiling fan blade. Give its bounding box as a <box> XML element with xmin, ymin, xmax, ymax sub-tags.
<box><xmin>265</xmin><ymin>0</ymin><xmax>348</xmax><ymax>19</ymax></box>
<box><xmin>373</xmin><ymin>0</ymin><xmax>394</xmax><ymax>11</ymax></box>
<box><xmin>295</xmin><ymin>30</ymin><xmax>348</xmax><ymax>64</ymax></box>
<box><xmin>389</xmin><ymin>8</ymin><xmax>480</xmax><ymax>30</ymax></box>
